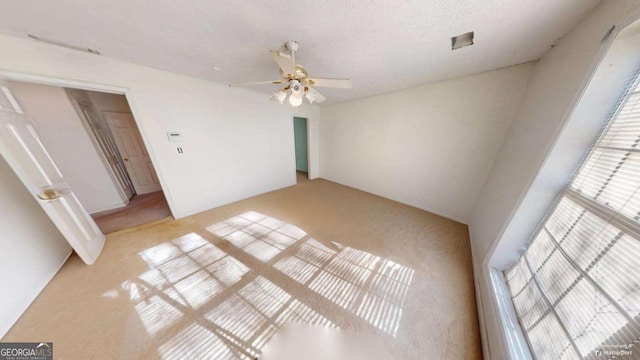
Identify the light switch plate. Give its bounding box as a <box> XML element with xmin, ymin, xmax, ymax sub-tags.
<box><xmin>167</xmin><ymin>132</ymin><xmax>183</xmax><ymax>142</ymax></box>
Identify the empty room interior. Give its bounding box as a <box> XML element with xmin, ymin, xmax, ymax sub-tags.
<box><xmin>0</xmin><ymin>1</ymin><xmax>639</xmax><ymax>359</ymax></box>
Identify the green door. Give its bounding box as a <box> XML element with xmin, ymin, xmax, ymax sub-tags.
<box><xmin>293</xmin><ymin>117</ymin><xmax>308</xmax><ymax>172</ymax></box>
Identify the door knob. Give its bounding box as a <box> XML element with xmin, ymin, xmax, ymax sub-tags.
<box><xmin>38</xmin><ymin>188</ymin><xmax>62</xmax><ymax>200</ymax></box>
<box><xmin>124</xmin><ymin>158</ymin><xmax>129</xmax><ymax>162</ymax></box>
<box><xmin>37</xmin><ymin>184</ymin><xmax>70</xmax><ymax>200</ymax></box>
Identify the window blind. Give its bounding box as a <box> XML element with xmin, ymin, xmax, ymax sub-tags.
<box><xmin>505</xmin><ymin>79</ymin><xmax>640</xmax><ymax>359</ymax></box>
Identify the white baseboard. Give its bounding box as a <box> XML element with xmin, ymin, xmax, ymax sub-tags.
<box><xmin>89</xmin><ymin>201</ymin><xmax>127</xmax><ymax>214</ymax></box>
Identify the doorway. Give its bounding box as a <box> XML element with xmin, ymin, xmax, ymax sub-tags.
<box><xmin>293</xmin><ymin>116</ymin><xmax>309</xmax><ymax>183</ymax></box>
<box><xmin>8</xmin><ymin>81</ymin><xmax>171</xmax><ymax>234</ymax></box>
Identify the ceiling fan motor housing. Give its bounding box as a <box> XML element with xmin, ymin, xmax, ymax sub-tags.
<box><xmin>290</xmin><ymin>79</ymin><xmax>302</xmax><ymax>95</ymax></box>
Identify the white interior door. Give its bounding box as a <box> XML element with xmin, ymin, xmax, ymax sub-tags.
<box><xmin>0</xmin><ymin>83</ymin><xmax>104</xmax><ymax>265</ymax></box>
<box><xmin>104</xmin><ymin>112</ymin><xmax>161</xmax><ymax>195</ymax></box>
<box><xmin>77</xmin><ymin>103</ymin><xmax>135</xmax><ymax>200</ymax></box>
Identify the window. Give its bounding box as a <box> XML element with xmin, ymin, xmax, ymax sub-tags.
<box><xmin>504</xmin><ymin>76</ymin><xmax>640</xmax><ymax>358</ymax></box>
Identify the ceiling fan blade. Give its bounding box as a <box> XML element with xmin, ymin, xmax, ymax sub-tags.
<box><xmin>270</xmin><ymin>50</ymin><xmax>296</xmax><ymax>76</ymax></box>
<box><xmin>306</xmin><ymin>87</ymin><xmax>327</xmax><ymax>104</ymax></box>
<box><xmin>305</xmin><ymin>77</ymin><xmax>352</xmax><ymax>89</ymax></box>
<box><xmin>229</xmin><ymin>80</ymin><xmax>283</xmax><ymax>87</ymax></box>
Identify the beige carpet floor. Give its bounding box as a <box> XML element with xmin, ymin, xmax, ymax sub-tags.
<box><xmin>4</xmin><ymin>178</ymin><xmax>481</xmax><ymax>359</ymax></box>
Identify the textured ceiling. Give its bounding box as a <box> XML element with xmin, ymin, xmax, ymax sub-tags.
<box><xmin>0</xmin><ymin>0</ymin><xmax>600</xmax><ymax>104</ymax></box>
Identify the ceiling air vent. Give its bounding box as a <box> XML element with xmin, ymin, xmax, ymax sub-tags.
<box><xmin>451</xmin><ymin>32</ymin><xmax>474</xmax><ymax>50</ymax></box>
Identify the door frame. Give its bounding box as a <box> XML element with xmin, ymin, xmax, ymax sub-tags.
<box><xmin>293</xmin><ymin>116</ymin><xmax>309</xmax><ymax>177</ymax></box>
<box><xmin>68</xmin><ymin>96</ymin><xmax>133</xmax><ymax>206</ymax></box>
<box><xmin>0</xmin><ymin>70</ymin><xmax>177</xmax><ymax>218</ymax></box>
<box><xmin>291</xmin><ymin>105</ymin><xmax>319</xmax><ymax>180</ymax></box>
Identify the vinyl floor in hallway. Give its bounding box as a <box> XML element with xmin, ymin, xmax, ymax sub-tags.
<box><xmin>4</xmin><ymin>178</ymin><xmax>481</xmax><ymax>359</ymax></box>
<box><xmin>92</xmin><ymin>191</ymin><xmax>171</xmax><ymax>234</ymax></box>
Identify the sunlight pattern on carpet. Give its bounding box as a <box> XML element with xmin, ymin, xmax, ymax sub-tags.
<box><xmin>108</xmin><ymin>211</ymin><xmax>415</xmax><ymax>358</ymax></box>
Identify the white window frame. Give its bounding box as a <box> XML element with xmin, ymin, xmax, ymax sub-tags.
<box><xmin>481</xmin><ymin>14</ymin><xmax>640</xmax><ymax>360</ymax></box>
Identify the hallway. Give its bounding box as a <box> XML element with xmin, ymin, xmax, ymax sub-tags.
<box><xmin>92</xmin><ymin>191</ymin><xmax>171</xmax><ymax>233</ymax></box>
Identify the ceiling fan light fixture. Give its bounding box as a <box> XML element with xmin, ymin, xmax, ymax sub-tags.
<box><xmin>288</xmin><ymin>93</ymin><xmax>303</xmax><ymax>107</ymax></box>
<box><xmin>230</xmin><ymin>40</ymin><xmax>350</xmax><ymax>106</ymax></box>
<box><xmin>271</xmin><ymin>91</ymin><xmax>287</xmax><ymax>104</ymax></box>
<box><xmin>305</xmin><ymin>90</ymin><xmax>316</xmax><ymax>104</ymax></box>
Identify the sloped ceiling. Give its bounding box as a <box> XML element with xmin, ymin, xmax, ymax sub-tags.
<box><xmin>0</xmin><ymin>0</ymin><xmax>600</xmax><ymax>104</ymax></box>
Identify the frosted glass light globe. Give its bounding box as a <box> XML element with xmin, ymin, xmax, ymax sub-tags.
<box><xmin>289</xmin><ymin>94</ymin><xmax>303</xmax><ymax>107</ymax></box>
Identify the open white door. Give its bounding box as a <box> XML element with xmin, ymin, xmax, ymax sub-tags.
<box><xmin>0</xmin><ymin>83</ymin><xmax>104</xmax><ymax>265</ymax></box>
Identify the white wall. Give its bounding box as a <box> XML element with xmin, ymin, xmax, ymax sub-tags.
<box><xmin>10</xmin><ymin>82</ymin><xmax>125</xmax><ymax>213</ymax></box>
<box><xmin>319</xmin><ymin>64</ymin><xmax>533</xmax><ymax>223</ymax></box>
<box><xmin>467</xmin><ymin>0</ymin><xmax>640</xmax><ymax>358</ymax></box>
<box><xmin>0</xmin><ymin>34</ymin><xmax>297</xmax><ymax>219</ymax></box>
<box><xmin>0</xmin><ymin>155</ymin><xmax>72</xmax><ymax>337</ymax></box>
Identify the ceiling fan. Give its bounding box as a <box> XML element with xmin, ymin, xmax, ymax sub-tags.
<box><xmin>230</xmin><ymin>40</ymin><xmax>352</xmax><ymax>106</ymax></box>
